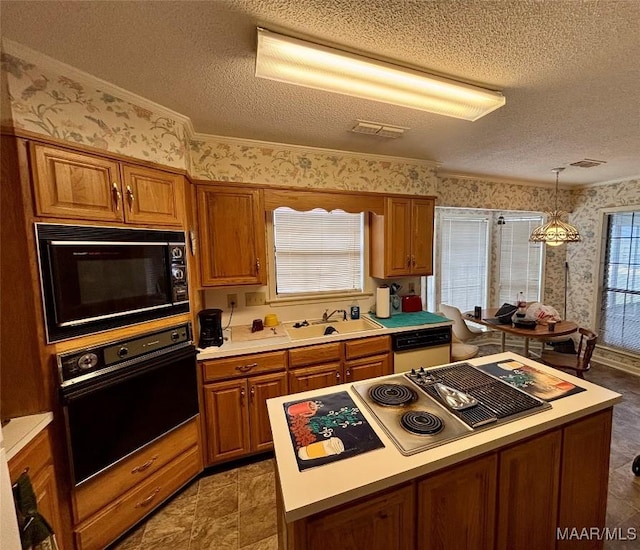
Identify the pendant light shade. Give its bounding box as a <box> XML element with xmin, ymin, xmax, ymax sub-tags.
<box><xmin>529</xmin><ymin>168</ymin><xmax>581</xmax><ymax>246</ymax></box>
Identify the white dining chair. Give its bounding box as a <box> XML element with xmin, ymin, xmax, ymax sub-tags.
<box><xmin>438</xmin><ymin>304</ymin><xmax>483</xmax><ymax>361</ymax></box>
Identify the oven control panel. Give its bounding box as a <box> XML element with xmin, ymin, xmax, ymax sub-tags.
<box><xmin>57</xmin><ymin>323</ymin><xmax>192</xmax><ymax>386</ymax></box>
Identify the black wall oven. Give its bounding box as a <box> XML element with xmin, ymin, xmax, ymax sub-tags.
<box><xmin>57</xmin><ymin>323</ymin><xmax>198</xmax><ymax>486</ymax></box>
<box><xmin>36</xmin><ymin>223</ymin><xmax>189</xmax><ymax>343</ymax></box>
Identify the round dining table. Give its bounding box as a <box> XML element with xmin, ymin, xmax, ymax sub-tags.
<box><xmin>463</xmin><ymin>308</ymin><xmax>578</xmax><ymax>357</ymax></box>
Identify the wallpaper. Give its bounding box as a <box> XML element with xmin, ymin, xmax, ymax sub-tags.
<box><xmin>189</xmin><ymin>137</ymin><xmax>438</xmax><ymax>194</ymax></box>
<box><xmin>568</xmin><ymin>179</ymin><xmax>640</xmax><ymax>371</ymax></box>
<box><xmin>1</xmin><ymin>49</ymin><xmax>189</xmax><ymax>169</ymax></box>
<box><xmin>2</xmin><ymin>41</ymin><xmax>638</xmax><ymax>370</ymax></box>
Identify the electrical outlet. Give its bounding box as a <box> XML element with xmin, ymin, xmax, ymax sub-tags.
<box><xmin>227</xmin><ymin>294</ymin><xmax>238</xmax><ymax>308</ymax></box>
<box><xmin>408</xmin><ymin>282</ymin><xmax>415</xmax><ymax>293</ymax></box>
<box><xmin>245</xmin><ymin>291</ymin><xmax>266</xmax><ymax>307</ymax></box>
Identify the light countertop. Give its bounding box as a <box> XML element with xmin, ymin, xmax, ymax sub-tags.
<box><xmin>197</xmin><ymin>313</ymin><xmax>453</xmax><ymax>360</ymax></box>
<box><xmin>2</xmin><ymin>412</ymin><xmax>54</xmax><ymax>461</ymax></box>
<box><xmin>266</xmin><ymin>352</ymin><xmax>622</xmax><ymax>523</ymax></box>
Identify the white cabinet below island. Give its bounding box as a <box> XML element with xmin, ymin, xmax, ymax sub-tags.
<box><xmin>266</xmin><ymin>352</ymin><xmax>621</xmax><ymax>550</ymax></box>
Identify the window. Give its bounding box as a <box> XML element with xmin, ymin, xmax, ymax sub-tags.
<box><xmin>498</xmin><ymin>216</ymin><xmax>544</xmax><ymax>305</ymax></box>
<box><xmin>599</xmin><ymin>211</ymin><xmax>640</xmax><ymax>353</ymax></box>
<box><xmin>439</xmin><ymin>215</ymin><xmax>489</xmax><ymax>312</ymax></box>
<box><xmin>272</xmin><ymin>207</ymin><xmax>364</xmax><ymax>297</ymax></box>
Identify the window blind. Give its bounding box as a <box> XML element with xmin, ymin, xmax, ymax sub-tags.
<box><xmin>498</xmin><ymin>217</ymin><xmax>544</xmax><ymax>305</ymax></box>
<box><xmin>273</xmin><ymin>207</ymin><xmax>363</xmax><ymax>295</ymax></box>
<box><xmin>440</xmin><ymin>216</ymin><xmax>489</xmax><ymax>312</ymax></box>
<box><xmin>600</xmin><ymin>211</ymin><xmax>640</xmax><ymax>353</ymax></box>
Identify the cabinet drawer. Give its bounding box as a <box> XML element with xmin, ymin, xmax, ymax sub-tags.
<box><xmin>74</xmin><ymin>444</ymin><xmax>201</xmax><ymax>550</ymax></box>
<box><xmin>8</xmin><ymin>428</ymin><xmax>53</xmax><ymax>482</ymax></box>
<box><xmin>202</xmin><ymin>350</ymin><xmax>287</xmax><ymax>382</ymax></box>
<box><xmin>344</xmin><ymin>335</ymin><xmax>391</xmax><ymax>360</ymax></box>
<box><xmin>72</xmin><ymin>418</ymin><xmax>199</xmax><ymax>522</ymax></box>
<box><xmin>288</xmin><ymin>343</ymin><xmax>342</xmax><ymax>368</ymax></box>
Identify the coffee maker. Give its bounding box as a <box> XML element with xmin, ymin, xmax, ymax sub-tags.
<box><xmin>198</xmin><ymin>309</ymin><xmax>223</xmax><ymax>348</ymax></box>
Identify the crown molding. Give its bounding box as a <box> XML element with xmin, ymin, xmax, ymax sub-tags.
<box><xmin>189</xmin><ymin>130</ymin><xmax>441</xmax><ymax>167</ymax></box>
<box><xmin>571</xmin><ymin>174</ymin><xmax>640</xmax><ymax>190</ymax></box>
<box><xmin>437</xmin><ymin>170</ymin><xmax>559</xmax><ymax>189</ymax></box>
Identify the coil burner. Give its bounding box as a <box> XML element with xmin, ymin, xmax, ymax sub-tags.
<box><xmin>368</xmin><ymin>384</ymin><xmax>416</xmax><ymax>407</ymax></box>
<box><xmin>401</xmin><ymin>410</ymin><xmax>444</xmax><ymax>435</ymax></box>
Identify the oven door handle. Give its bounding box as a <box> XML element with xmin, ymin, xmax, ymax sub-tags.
<box><xmin>61</xmin><ymin>345</ymin><xmax>197</xmax><ymax>402</ymax></box>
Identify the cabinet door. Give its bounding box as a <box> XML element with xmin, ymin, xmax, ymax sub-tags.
<box><xmin>344</xmin><ymin>353</ymin><xmax>391</xmax><ymax>383</ymax></box>
<box><xmin>248</xmin><ymin>372</ymin><xmax>288</xmax><ymax>453</ymax></box>
<box><xmin>203</xmin><ymin>379</ymin><xmax>250</xmax><ymax>463</ymax></box>
<box><xmin>31</xmin><ymin>144</ymin><xmax>122</xmax><ymax>222</ymax></box>
<box><xmin>418</xmin><ymin>453</ymin><xmax>497</xmax><ymax>550</ymax></box>
<box><xmin>557</xmin><ymin>409</ymin><xmax>612</xmax><ymax>550</ymax></box>
<box><xmin>197</xmin><ymin>186</ymin><xmax>266</xmax><ymax>286</ymax></box>
<box><xmin>410</xmin><ymin>198</ymin><xmax>434</xmax><ymax>275</ymax></box>
<box><xmin>496</xmin><ymin>429</ymin><xmax>561</xmax><ymax>550</ymax></box>
<box><xmin>288</xmin><ymin>363</ymin><xmax>342</xmax><ymax>394</ymax></box>
<box><xmin>121</xmin><ymin>165</ymin><xmax>183</xmax><ymax>226</ymax></box>
<box><xmin>303</xmin><ymin>484</ymin><xmax>415</xmax><ymax>550</ymax></box>
<box><xmin>385</xmin><ymin>198</ymin><xmax>413</xmax><ymax>277</ymax></box>
<box><xmin>9</xmin><ymin>428</ymin><xmax>65</xmax><ymax>549</ymax></box>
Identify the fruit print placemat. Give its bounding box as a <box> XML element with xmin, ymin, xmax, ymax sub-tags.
<box><xmin>284</xmin><ymin>391</ymin><xmax>384</xmax><ymax>471</ymax></box>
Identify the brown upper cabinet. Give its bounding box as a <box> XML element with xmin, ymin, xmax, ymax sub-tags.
<box><xmin>196</xmin><ymin>184</ymin><xmax>267</xmax><ymax>286</ymax></box>
<box><xmin>30</xmin><ymin>144</ymin><xmax>184</xmax><ymax>226</ymax></box>
<box><xmin>370</xmin><ymin>197</ymin><xmax>435</xmax><ymax>278</ymax></box>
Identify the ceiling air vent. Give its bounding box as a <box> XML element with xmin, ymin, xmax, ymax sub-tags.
<box><xmin>570</xmin><ymin>158</ymin><xmax>607</xmax><ymax>168</ymax></box>
<box><xmin>350</xmin><ymin>120</ymin><xmax>408</xmax><ymax>139</ymax></box>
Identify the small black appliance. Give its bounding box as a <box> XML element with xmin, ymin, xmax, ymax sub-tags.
<box><xmin>198</xmin><ymin>309</ymin><xmax>223</xmax><ymax>348</ymax></box>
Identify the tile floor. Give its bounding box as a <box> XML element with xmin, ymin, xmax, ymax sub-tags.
<box><xmin>110</xmin><ymin>346</ymin><xmax>640</xmax><ymax>550</ymax></box>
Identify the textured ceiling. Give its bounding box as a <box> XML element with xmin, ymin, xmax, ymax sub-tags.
<box><xmin>1</xmin><ymin>0</ymin><xmax>639</xmax><ymax>186</ymax></box>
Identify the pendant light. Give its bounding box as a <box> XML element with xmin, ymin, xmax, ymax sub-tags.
<box><xmin>529</xmin><ymin>168</ymin><xmax>581</xmax><ymax>246</ymax></box>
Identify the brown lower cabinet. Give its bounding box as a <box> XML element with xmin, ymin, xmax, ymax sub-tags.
<box><xmin>201</xmin><ymin>337</ymin><xmax>392</xmax><ymax>465</ymax></box>
<box><xmin>201</xmin><ymin>350</ymin><xmax>289</xmax><ymax>464</ymax></box>
<box><xmin>281</xmin><ymin>409</ymin><xmax>613</xmax><ymax>550</ymax></box>
<box><xmin>203</xmin><ymin>372</ymin><xmax>288</xmax><ymax>463</ymax></box>
<box><xmin>71</xmin><ymin>418</ymin><xmax>202</xmax><ymax>550</ymax></box>
<box><xmin>8</xmin><ymin>425</ymin><xmax>65</xmax><ymax>549</ymax></box>
<box><xmin>287</xmin><ymin>336</ymin><xmax>392</xmax><ymax>393</ymax></box>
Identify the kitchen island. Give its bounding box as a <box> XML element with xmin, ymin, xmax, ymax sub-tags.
<box><xmin>266</xmin><ymin>352</ymin><xmax>621</xmax><ymax>550</ymax></box>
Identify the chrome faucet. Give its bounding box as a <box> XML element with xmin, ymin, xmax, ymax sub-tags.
<box><xmin>323</xmin><ymin>309</ymin><xmax>347</xmax><ymax>322</ymax></box>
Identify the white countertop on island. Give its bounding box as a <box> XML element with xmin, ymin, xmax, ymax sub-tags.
<box><xmin>266</xmin><ymin>352</ymin><xmax>622</xmax><ymax>523</ymax></box>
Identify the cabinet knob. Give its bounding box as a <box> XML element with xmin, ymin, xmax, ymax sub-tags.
<box><xmin>250</xmin><ymin>386</ymin><xmax>255</xmax><ymax>400</ymax></box>
<box><xmin>411</xmin><ymin>255</ymin><xmax>416</xmax><ymax>267</ymax></box>
<box><xmin>406</xmin><ymin>255</ymin><xmax>411</xmax><ymax>267</ymax></box>
<box><xmin>256</xmin><ymin>258</ymin><xmax>261</xmax><ymax>273</ymax></box>
<box><xmin>345</xmin><ymin>369</ymin><xmax>351</xmax><ymax>380</ymax></box>
<box><xmin>335</xmin><ymin>372</ymin><xmax>341</xmax><ymax>380</ymax></box>
<box><xmin>240</xmin><ymin>387</ymin><xmax>246</xmax><ymax>400</ymax></box>
<box><xmin>112</xmin><ymin>182</ymin><xmax>121</xmax><ymax>210</ymax></box>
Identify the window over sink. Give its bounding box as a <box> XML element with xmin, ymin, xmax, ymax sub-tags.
<box><xmin>270</xmin><ymin>207</ymin><xmax>364</xmax><ymax>299</ymax></box>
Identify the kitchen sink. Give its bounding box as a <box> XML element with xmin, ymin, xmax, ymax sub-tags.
<box><xmin>284</xmin><ymin>317</ymin><xmax>383</xmax><ymax>341</ymax></box>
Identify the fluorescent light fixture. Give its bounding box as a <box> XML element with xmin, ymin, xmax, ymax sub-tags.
<box><xmin>255</xmin><ymin>28</ymin><xmax>506</xmax><ymax>121</ymax></box>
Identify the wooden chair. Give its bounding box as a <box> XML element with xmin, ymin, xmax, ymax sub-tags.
<box><xmin>539</xmin><ymin>328</ymin><xmax>597</xmax><ymax>378</ymax></box>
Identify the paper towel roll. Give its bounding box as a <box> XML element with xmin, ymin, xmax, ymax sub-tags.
<box><xmin>376</xmin><ymin>286</ymin><xmax>390</xmax><ymax>318</ymax></box>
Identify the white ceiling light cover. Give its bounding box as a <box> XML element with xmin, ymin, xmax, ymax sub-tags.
<box><xmin>256</xmin><ymin>28</ymin><xmax>506</xmax><ymax>121</ymax></box>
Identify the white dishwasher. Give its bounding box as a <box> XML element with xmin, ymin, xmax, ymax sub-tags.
<box><xmin>391</xmin><ymin>326</ymin><xmax>452</xmax><ymax>373</ymax></box>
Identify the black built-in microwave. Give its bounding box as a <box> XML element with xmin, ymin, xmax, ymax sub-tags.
<box><xmin>35</xmin><ymin>223</ymin><xmax>190</xmax><ymax>342</ymax></box>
